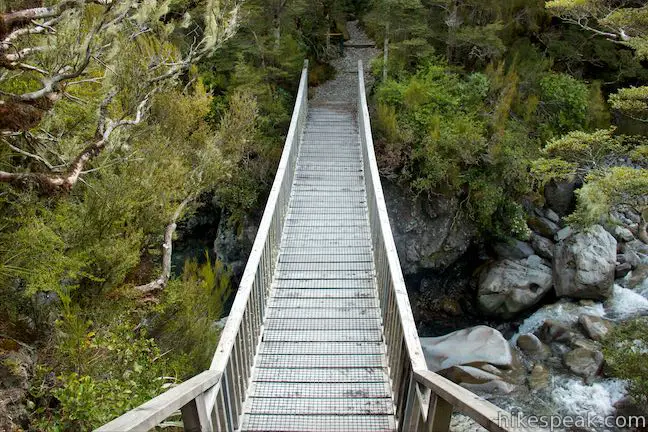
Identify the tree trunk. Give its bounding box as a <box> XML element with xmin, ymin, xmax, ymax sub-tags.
<box><xmin>383</xmin><ymin>23</ymin><xmax>389</xmax><ymax>82</ymax></box>
<box><xmin>136</xmin><ymin>196</ymin><xmax>193</xmax><ymax>293</ymax></box>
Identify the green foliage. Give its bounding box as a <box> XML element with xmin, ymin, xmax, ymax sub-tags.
<box><xmin>31</xmin><ymin>308</ymin><xmax>182</xmax><ymax>431</ymax></box>
<box><xmin>154</xmin><ymin>255</ymin><xmax>232</xmax><ymax>372</ymax></box>
<box><xmin>529</xmin><ymin>157</ymin><xmax>577</xmax><ymax>189</ymax></box>
<box><xmin>603</xmin><ymin>317</ymin><xmax>648</xmax><ymax>408</ymax></box>
<box><xmin>609</xmin><ymin>86</ymin><xmax>648</xmax><ymax>123</ymax></box>
<box><xmin>538</xmin><ymin>72</ymin><xmax>589</xmax><ymax>137</ymax></box>
<box><xmin>544</xmin><ymin>128</ymin><xmax>623</xmax><ymax>166</ymax></box>
<box><xmin>374</xmin><ymin>61</ymin><xmax>536</xmax><ymax>238</ymax></box>
<box><xmin>567</xmin><ymin>167</ymin><xmax>648</xmax><ymax>226</ymax></box>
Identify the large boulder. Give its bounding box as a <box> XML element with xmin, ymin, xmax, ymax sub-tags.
<box><xmin>553</xmin><ymin>225</ymin><xmax>617</xmax><ymax>300</ymax></box>
<box><xmin>421</xmin><ymin>326</ymin><xmax>513</xmax><ymax>372</ymax></box>
<box><xmin>383</xmin><ymin>181</ymin><xmax>477</xmax><ymax>275</ymax></box>
<box><xmin>478</xmin><ymin>256</ymin><xmax>553</xmax><ymax>318</ymax></box>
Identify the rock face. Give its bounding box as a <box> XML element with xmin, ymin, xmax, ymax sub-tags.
<box><xmin>528</xmin><ymin>215</ymin><xmax>560</xmax><ymax>238</ymax></box>
<box><xmin>421</xmin><ymin>326</ymin><xmax>513</xmax><ymax>372</ymax></box>
<box><xmin>530</xmin><ymin>234</ymin><xmax>554</xmax><ymax>260</ymax></box>
<box><xmin>563</xmin><ymin>347</ymin><xmax>603</xmax><ymax>378</ymax></box>
<box><xmin>383</xmin><ymin>180</ymin><xmax>477</xmax><ymax>275</ymax></box>
<box><xmin>478</xmin><ymin>256</ymin><xmax>553</xmax><ymax>318</ymax></box>
<box><xmin>544</xmin><ymin>180</ymin><xmax>578</xmax><ymax>216</ymax></box>
<box><xmin>213</xmin><ymin>215</ymin><xmax>257</xmax><ymax>279</ymax></box>
<box><xmin>553</xmin><ymin>225</ymin><xmax>617</xmax><ymax>300</ymax></box>
<box><xmin>492</xmin><ymin>240</ymin><xmax>535</xmax><ymax>260</ymax></box>
<box><xmin>0</xmin><ymin>345</ymin><xmax>33</xmax><ymax>432</ymax></box>
<box><xmin>528</xmin><ymin>364</ymin><xmax>549</xmax><ymax>391</ymax></box>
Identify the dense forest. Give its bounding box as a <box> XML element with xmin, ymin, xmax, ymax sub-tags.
<box><xmin>0</xmin><ymin>0</ymin><xmax>647</xmax><ymax>430</ymax></box>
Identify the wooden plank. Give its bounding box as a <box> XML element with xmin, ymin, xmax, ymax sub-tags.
<box><xmin>357</xmin><ymin>60</ymin><xmax>428</xmax><ymax>372</ymax></box>
<box><xmin>209</xmin><ymin>61</ymin><xmax>310</xmax><ymax>373</ymax></box>
<box><xmin>94</xmin><ymin>371</ymin><xmax>221</xmax><ymax>432</ymax></box>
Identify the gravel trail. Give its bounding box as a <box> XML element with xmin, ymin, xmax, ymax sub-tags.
<box><xmin>311</xmin><ymin>21</ymin><xmax>380</xmax><ymax>106</ymax></box>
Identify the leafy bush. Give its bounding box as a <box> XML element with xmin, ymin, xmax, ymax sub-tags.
<box><xmin>603</xmin><ymin>317</ymin><xmax>648</xmax><ymax>408</ymax></box>
<box><xmin>31</xmin><ymin>314</ymin><xmax>181</xmax><ymax>431</ymax></box>
<box><xmin>568</xmin><ymin>166</ymin><xmax>648</xmax><ymax>226</ymax></box>
<box><xmin>154</xmin><ymin>255</ymin><xmax>232</xmax><ymax>373</ymax></box>
<box><xmin>538</xmin><ymin>72</ymin><xmax>590</xmax><ymax>137</ymax></box>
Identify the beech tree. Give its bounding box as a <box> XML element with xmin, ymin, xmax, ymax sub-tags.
<box><xmin>546</xmin><ymin>0</ymin><xmax>648</xmax><ymax>122</ymax></box>
<box><xmin>0</xmin><ymin>0</ymin><xmax>242</xmax><ymax>191</ymax></box>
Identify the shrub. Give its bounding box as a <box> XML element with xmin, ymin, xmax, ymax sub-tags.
<box><xmin>603</xmin><ymin>317</ymin><xmax>648</xmax><ymax>408</ymax></box>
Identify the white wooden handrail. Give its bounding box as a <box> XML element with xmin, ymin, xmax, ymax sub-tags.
<box><xmin>357</xmin><ymin>61</ymin><xmax>537</xmax><ymax>432</ymax></box>
<box><xmin>95</xmin><ymin>370</ymin><xmax>222</xmax><ymax>432</ymax></box>
<box><xmin>96</xmin><ymin>60</ymin><xmax>309</xmax><ymax>432</ymax></box>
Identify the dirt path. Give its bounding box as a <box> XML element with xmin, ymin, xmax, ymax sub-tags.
<box><xmin>311</xmin><ymin>21</ymin><xmax>379</xmax><ymax>106</ymax></box>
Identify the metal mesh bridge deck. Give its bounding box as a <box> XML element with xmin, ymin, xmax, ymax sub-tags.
<box><xmin>239</xmin><ymin>105</ymin><xmax>397</xmax><ymax>432</ymax></box>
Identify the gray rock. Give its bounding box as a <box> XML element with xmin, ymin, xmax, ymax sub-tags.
<box><xmin>554</xmin><ymin>226</ymin><xmax>573</xmax><ymax>242</ymax></box>
<box><xmin>578</xmin><ymin>314</ymin><xmax>612</xmax><ymax>341</ymax></box>
<box><xmin>571</xmin><ymin>337</ymin><xmax>602</xmax><ymax>352</ymax></box>
<box><xmin>0</xmin><ymin>346</ymin><xmax>33</xmax><ymax>432</ymax></box>
<box><xmin>528</xmin><ymin>364</ymin><xmax>549</xmax><ymax>391</ymax></box>
<box><xmin>461</xmin><ymin>380</ymin><xmax>517</xmax><ymax>395</ymax></box>
<box><xmin>530</xmin><ymin>234</ymin><xmax>554</xmax><ymax>260</ymax></box>
<box><xmin>528</xmin><ymin>215</ymin><xmax>560</xmax><ymax>238</ymax></box>
<box><xmin>383</xmin><ymin>181</ymin><xmax>477</xmax><ymax>275</ymax></box>
<box><xmin>516</xmin><ymin>333</ymin><xmax>551</xmax><ymax>359</ymax></box>
<box><xmin>421</xmin><ymin>326</ymin><xmax>513</xmax><ymax>372</ymax></box>
<box><xmin>442</xmin><ymin>365</ymin><xmax>502</xmax><ymax>384</ymax></box>
<box><xmin>478</xmin><ymin>256</ymin><xmax>553</xmax><ymax>318</ymax></box>
<box><xmin>553</xmin><ymin>225</ymin><xmax>617</xmax><ymax>300</ymax></box>
<box><xmin>624</xmin><ymin>263</ymin><xmax>648</xmax><ymax>290</ymax></box>
<box><xmin>613</xmin><ymin>226</ymin><xmax>635</xmax><ymax>242</ymax></box>
<box><xmin>615</xmin><ymin>262</ymin><xmax>632</xmax><ymax>279</ymax></box>
<box><xmin>563</xmin><ymin>347</ymin><xmax>603</xmax><ymax>378</ymax></box>
<box><xmin>540</xmin><ymin>320</ymin><xmax>573</xmax><ymax>343</ymax></box>
<box><xmin>214</xmin><ymin>216</ymin><xmax>257</xmax><ymax>279</ymax></box>
<box><xmin>545</xmin><ymin>180</ymin><xmax>578</xmax><ymax>216</ymax></box>
<box><xmin>622</xmin><ymin>240</ymin><xmax>648</xmax><ymax>264</ymax></box>
<box><xmin>545</xmin><ymin>208</ymin><xmax>561</xmax><ymax>224</ymax></box>
<box><xmin>493</xmin><ymin>240</ymin><xmax>535</xmax><ymax>260</ymax></box>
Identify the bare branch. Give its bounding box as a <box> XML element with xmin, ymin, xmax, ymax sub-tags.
<box><xmin>1</xmin><ymin>1</ymin><xmax>79</xmax><ymax>29</ymax></box>
<box><xmin>0</xmin><ymin>89</ymin><xmax>152</xmax><ymax>191</ymax></box>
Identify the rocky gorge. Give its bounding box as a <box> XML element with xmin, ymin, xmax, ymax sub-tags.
<box><xmin>386</xmin><ymin>178</ymin><xmax>648</xmax><ymax>430</ymax></box>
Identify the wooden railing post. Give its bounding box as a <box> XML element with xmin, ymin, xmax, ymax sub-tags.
<box><xmin>425</xmin><ymin>395</ymin><xmax>453</xmax><ymax>432</ymax></box>
<box><xmin>181</xmin><ymin>400</ymin><xmax>202</xmax><ymax>432</ymax></box>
